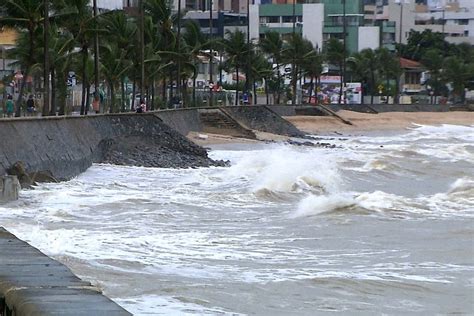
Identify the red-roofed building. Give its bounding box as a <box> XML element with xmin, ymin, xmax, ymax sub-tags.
<box><xmin>400</xmin><ymin>57</ymin><xmax>425</xmax><ymax>94</ymax></box>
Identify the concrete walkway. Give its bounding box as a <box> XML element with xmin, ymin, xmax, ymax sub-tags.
<box><xmin>0</xmin><ymin>227</ymin><xmax>131</xmax><ymax>315</ymax></box>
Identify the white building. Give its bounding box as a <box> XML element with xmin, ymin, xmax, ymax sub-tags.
<box><xmin>95</xmin><ymin>0</ymin><xmax>123</xmax><ymax>10</ymax></box>
<box><xmin>378</xmin><ymin>0</ymin><xmax>474</xmax><ymax>45</ymax></box>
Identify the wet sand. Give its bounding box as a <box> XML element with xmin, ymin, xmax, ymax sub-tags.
<box><xmin>188</xmin><ymin>110</ymin><xmax>474</xmax><ymax>145</ymax></box>
<box><xmin>285</xmin><ymin>110</ymin><xmax>474</xmax><ymax>135</ymax></box>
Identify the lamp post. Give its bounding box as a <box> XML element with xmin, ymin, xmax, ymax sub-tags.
<box><xmin>92</xmin><ymin>0</ymin><xmax>99</xmax><ymax>115</ymax></box>
<box><xmin>396</xmin><ymin>0</ymin><xmax>409</xmax><ymax>104</ymax></box>
<box><xmin>342</xmin><ymin>0</ymin><xmax>346</xmax><ymax>105</ymax></box>
<box><xmin>245</xmin><ymin>0</ymin><xmax>252</xmax><ymax>104</ymax></box>
<box><xmin>43</xmin><ymin>0</ymin><xmax>50</xmax><ymax>116</ymax></box>
<box><xmin>209</xmin><ymin>0</ymin><xmax>214</xmax><ymax>106</ymax></box>
<box><xmin>177</xmin><ymin>0</ymin><xmax>182</xmax><ymax>105</ymax></box>
<box><xmin>139</xmin><ymin>0</ymin><xmax>145</xmax><ymax>105</ymax></box>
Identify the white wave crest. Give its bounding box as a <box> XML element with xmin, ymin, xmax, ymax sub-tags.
<box><xmin>292</xmin><ymin>194</ymin><xmax>357</xmax><ymax>218</ymax></box>
<box><xmin>225</xmin><ymin>145</ymin><xmax>341</xmax><ymax>196</ymax></box>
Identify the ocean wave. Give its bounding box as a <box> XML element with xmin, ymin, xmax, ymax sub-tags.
<box><xmin>291</xmin><ymin>178</ymin><xmax>474</xmax><ymax>219</ymax></box>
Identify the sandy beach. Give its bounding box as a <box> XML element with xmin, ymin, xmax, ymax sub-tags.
<box><xmin>285</xmin><ymin>110</ymin><xmax>474</xmax><ymax>134</ymax></box>
<box><xmin>188</xmin><ymin>110</ymin><xmax>474</xmax><ymax>145</ymax></box>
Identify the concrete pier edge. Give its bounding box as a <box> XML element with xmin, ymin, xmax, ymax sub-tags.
<box><xmin>0</xmin><ymin>227</ymin><xmax>131</xmax><ymax>315</ymax></box>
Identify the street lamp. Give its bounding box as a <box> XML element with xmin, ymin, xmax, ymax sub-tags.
<box><xmin>93</xmin><ymin>0</ymin><xmax>99</xmax><ymax>115</ymax></box>
<box><xmin>395</xmin><ymin>0</ymin><xmax>409</xmax><ymax>104</ymax></box>
<box><xmin>209</xmin><ymin>0</ymin><xmax>214</xmax><ymax>106</ymax></box>
<box><xmin>43</xmin><ymin>0</ymin><xmax>50</xmax><ymax>116</ymax></box>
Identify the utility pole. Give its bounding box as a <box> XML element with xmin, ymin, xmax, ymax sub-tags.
<box><xmin>218</xmin><ymin>0</ymin><xmax>223</xmax><ymax>85</ymax></box>
<box><xmin>139</xmin><ymin>0</ymin><xmax>145</xmax><ymax>105</ymax></box>
<box><xmin>177</xmin><ymin>0</ymin><xmax>182</xmax><ymax>105</ymax></box>
<box><xmin>342</xmin><ymin>0</ymin><xmax>346</xmax><ymax>105</ymax></box>
<box><xmin>209</xmin><ymin>0</ymin><xmax>214</xmax><ymax>106</ymax></box>
<box><xmin>291</xmin><ymin>0</ymin><xmax>296</xmax><ymax>105</ymax></box>
<box><xmin>43</xmin><ymin>0</ymin><xmax>50</xmax><ymax>116</ymax></box>
<box><xmin>399</xmin><ymin>1</ymin><xmax>403</xmax><ymax>45</ymax></box>
<box><xmin>93</xmin><ymin>0</ymin><xmax>99</xmax><ymax>114</ymax></box>
<box><xmin>292</xmin><ymin>0</ymin><xmax>296</xmax><ymax>34</ymax></box>
<box><xmin>246</xmin><ymin>0</ymin><xmax>251</xmax><ymax>104</ymax></box>
<box><xmin>442</xmin><ymin>7</ymin><xmax>445</xmax><ymax>38</ymax></box>
<box><xmin>397</xmin><ymin>0</ymin><xmax>404</xmax><ymax>104</ymax></box>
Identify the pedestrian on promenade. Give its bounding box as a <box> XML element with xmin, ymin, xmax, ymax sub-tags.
<box><xmin>5</xmin><ymin>95</ymin><xmax>14</xmax><ymax>118</ymax></box>
<box><xmin>136</xmin><ymin>99</ymin><xmax>145</xmax><ymax>113</ymax></box>
<box><xmin>26</xmin><ymin>95</ymin><xmax>36</xmax><ymax>116</ymax></box>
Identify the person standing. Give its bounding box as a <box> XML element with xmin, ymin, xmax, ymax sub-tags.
<box><xmin>26</xmin><ymin>95</ymin><xmax>35</xmax><ymax>116</ymax></box>
<box><xmin>5</xmin><ymin>95</ymin><xmax>14</xmax><ymax>117</ymax></box>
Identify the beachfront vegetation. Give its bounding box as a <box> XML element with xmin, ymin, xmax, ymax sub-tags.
<box><xmin>1</xmin><ymin>2</ymin><xmax>474</xmax><ymax>115</ymax></box>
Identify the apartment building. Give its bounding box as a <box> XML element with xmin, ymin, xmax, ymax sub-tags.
<box><xmin>366</xmin><ymin>0</ymin><xmax>474</xmax><ymax>45</ymax></box>
<box><xmin>249</xmin><ymin>0</ymin><xmax>383</xmax><ymax>53</ymax></box>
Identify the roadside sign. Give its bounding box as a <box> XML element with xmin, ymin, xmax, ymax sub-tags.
<box><xmin>67</xmin><ymin>72</ymin><xmax>76</xmax><ymax>87</ymax></box>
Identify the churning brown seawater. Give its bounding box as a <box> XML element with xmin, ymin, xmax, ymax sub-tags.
<box><xmin>1</xmin><ymin>124</ymin><xmax>473</xmax><ymax>315</ymax></box>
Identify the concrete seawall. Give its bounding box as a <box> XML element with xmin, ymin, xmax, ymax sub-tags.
<box><xmin>0</xmin><ymin>113</ymin><xmax>212</xmax><ymax>182</ymax></box>
<box><xmin>155</xmin><ymin>105</ymin><xmax>304</xmax><ymax>137</ymax></box>
<box><xmin>221</xmin><ymin>106</ymin><xmax>305</xmax><ymax>137</ymax></box>
<box><xmin>0</xmin><ymin>227</ymin><xmax>130</xmax><ymax>315</ymax></box>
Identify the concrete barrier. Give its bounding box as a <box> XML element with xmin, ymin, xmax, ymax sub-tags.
<box><xmin>0</xmin><ymin>227</ymin><xmax>131</xmax><ymax>315</ymax></box>
<box><xmin>0</xmin><ymin>176</ymin><xmax>20</xmax><ymax>203</ymax></box>
<box><xmin>0</xmin><ymin>113</ymin><xmax>209</xmax><ymax>182</ymax></box>
<box><xmin>155</xmin><ymin>108</ymin><xmax>203</xmax><ymax>136</ymax></box>
<box><xmin>221</xmin><ymin>106</ymin><xmax>305</xmax><ymax>137</ymax></box>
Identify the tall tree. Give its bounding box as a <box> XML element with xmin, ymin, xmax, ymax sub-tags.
<box><xmin>222</xmin><ymin>30</ymin><xmax>248</xmax><ymax>105</ymax></box>
<box><xmin>52</xmin><ymin>0</ymin><xmax>95</xmax><ymax>115</ymax></box>
<box><xmin>260</xmin><ymin>31</ymin><xmax>283</xmax><ymax>104</ymax></box>
<box><xmin>282</xmin><ymin>34</ymin><xmax>314</xmax><ymax>105</ymax></box>
<box><xmin>325</xmin><ymin>38</ymin><xmax>345</xmax><ymax>104</ymax></box>
<box><xmin>442</xmin><ymin>57</ymin><xmax>474</xmax><ymax>103</ymax></box>
<box><xmin>421</xmin><ymin>48</ymin><xmax>444</xmax><ymax>103</ymax></box>
<box><xmin>301</xmin><ymin>48</ymin><xmax>323</xmax><ymax>104</ymax></box>
<box><xmin>350</xmin><ymin>49</ymin><xmax>377</xmax><ymax>104</ymax></box>
<box><xmin>0</xmin><ymin>0</ymin><xmax>44</xmax><ymax>116</ymax></box>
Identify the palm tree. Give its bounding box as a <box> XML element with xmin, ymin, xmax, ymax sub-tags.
<box><xmin>222</xmin><ymin>30</ymin><xmax>248</xmax><ymax>105</ymax></box>
<box><xmin>248</xmin><ymin>47</ymin><xmax>273</xmax><ymax>105</ymax></box>
<box><xmin>100</xmin><ymin>11</ymin><xmax>137</xmax><ymax>111</ymax></box>
<box><xmin>350</xmin><ymin>48</ymin><xmax>377</xmax><ymax>104</ymax></box>
<box><xmin>325</xmin><ymin>37</ymin><xmax>345</xmax><ymax>104</ymax></box>
<box><xmin>442</xmin><ymin>57</ymin><xmax>474</xmax><ymax>103</ymax></box>
<box><xmin>145</xmin><ymin>0</ymin><xmax>176</xmax><ymax>104</ymax></box>
<box><xmin>37</xmin><ymin>24</ymin><xmax>75</xmax><ymax>115</ymax></box>
<box><xmin>100</xmin><ymin>43</ymin><xmax>133</xmax><ymax>113</ymax></box>
<box><xmin>301</xmin><ymin>48</ymin><xmax>323</xmax><ymax>104</ymax></box>
<box><xmin>421</xmin><ymin>48</ymin><xmax>443</xmax><ymax>103</ymax></box>
<box><xmin>183</xmin><ymin>20</ymin><xmax>211</xmax><ymax>106</ymax></box>
<box><xmin>0</xmin><ymin>0</ymin><xmax>44</xmax><ymax>116</ymax></box>
<box><xmin>260</xmin><ymin>31</ymin><xmax>283</xmax><ymax>104</ymax></box>
<box><xmin>282</xmin><ymin>33</ymin><xmax>314</xmax><ymax>105</ymax></box>
<box><xmin>52</xmin><ymin>0</ymin><xmax>96</xmax><ymax>115</ymax></box>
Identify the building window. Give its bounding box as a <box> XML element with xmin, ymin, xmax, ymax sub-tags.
<box><xmin>282</xmin><ymin>16</ymin><xmax>295</xmax><ymax>23</ymax></box>
<box><xmin>261</xmin><ymin>16</ymin><xmax>279</xmax><ymax>23</ymax></box>
<box><xmin>458</xmin><ymin>19</ymin><xmax>469</xmax><ymax>25</ymax></box>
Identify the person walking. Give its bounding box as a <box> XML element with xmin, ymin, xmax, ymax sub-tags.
<box><xmin>5</xmin><ymin>95</ymin><xmax>14</xmax><ymax>118</ymax></box>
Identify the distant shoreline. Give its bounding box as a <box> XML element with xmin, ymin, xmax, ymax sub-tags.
<box><xmin>285</xmin><ymin>110</ymin><xmax>474</xmax><ymax>135</ymax></box>
<box><xmin>188</xmin><ymin>110</ymin><xmax>474</xmax><ymax>145</ymax></box>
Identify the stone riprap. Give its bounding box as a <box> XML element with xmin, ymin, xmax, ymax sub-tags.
<box><xmin>0</xmin><ymin>114</ymin><xmax>223</xmax><ymax>184</ymax></box>
<box><xmin>0</xmin><ymin>227</ymin><xmax>131</xmax><ymax>315</ymax></box>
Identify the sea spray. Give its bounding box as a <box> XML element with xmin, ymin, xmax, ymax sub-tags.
<box><xmin>223</xmin><ymin>145</ymin><xmax>341</xmax><ymax>196</ymax></box>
